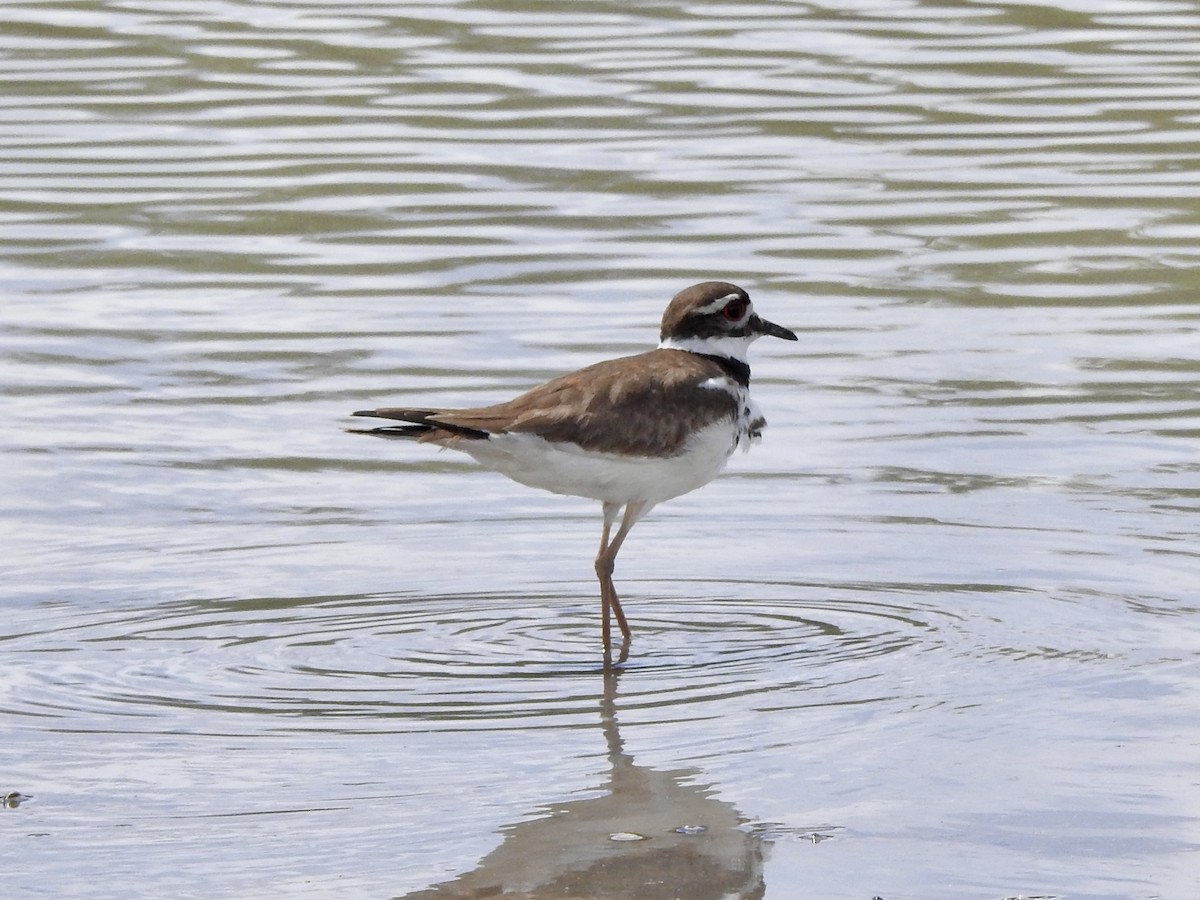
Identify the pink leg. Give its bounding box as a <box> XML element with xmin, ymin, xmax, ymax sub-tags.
<box><xmin>594</xmin><ymin>500</ymin><xmax>647</xmax><ymax>660</ymax></box>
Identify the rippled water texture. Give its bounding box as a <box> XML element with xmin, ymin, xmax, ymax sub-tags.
<box><xmin>3</xmin><ymin>1</ymin><xmax>1200</xmax><ymax>897</ymax></box>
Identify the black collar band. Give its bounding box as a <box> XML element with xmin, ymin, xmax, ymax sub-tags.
<box><xmin>694</xmin><ymin>353</ymin><xmax>751</xmax><ymax>388</ymax></box>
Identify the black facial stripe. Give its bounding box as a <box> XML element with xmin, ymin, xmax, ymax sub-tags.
<box><xmin>671</xmin><ymin>316</ymin><xmax>753</xmax><ymax>341</ymax></box>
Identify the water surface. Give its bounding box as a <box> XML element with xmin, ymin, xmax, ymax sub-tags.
<box><xmin>3</xmin><ymin>1</ymin><xmax>1200</xmax><ymax>898</ymax></box>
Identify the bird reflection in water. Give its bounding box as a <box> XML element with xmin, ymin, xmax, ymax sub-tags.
<box><xmin>401</xmin><ymin>668</ymin><xmax>766</xmax><ymax>899</ymax></box>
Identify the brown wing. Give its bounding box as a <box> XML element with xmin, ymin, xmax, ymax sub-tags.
<box><xmin>424</xmin><ymin>349</ymin><xmax>739</xmax><ymax>456</ymax></box>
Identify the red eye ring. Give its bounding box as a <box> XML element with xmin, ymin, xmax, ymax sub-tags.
<box><xmin>722</xmin><ymin>299</ymin><xmax>747</xmax><ymax>321</ymax></box>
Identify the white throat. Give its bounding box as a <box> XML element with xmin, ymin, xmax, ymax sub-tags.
<box><xmin>658</xmin><ymin>333</ymin><xmax>758</xmax><ymax>362</ymax></box>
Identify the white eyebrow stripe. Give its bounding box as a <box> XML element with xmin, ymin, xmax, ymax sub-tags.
<box><xmin>693</xmin><ymin>292</ymin><xmax>744</xmax><ymax>315</ymax></box>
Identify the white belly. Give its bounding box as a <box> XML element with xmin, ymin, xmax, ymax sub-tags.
<box><xmin>459</xmin><ymin>419</ymin><xmax>742</xmax><ymax>506</ymax></box>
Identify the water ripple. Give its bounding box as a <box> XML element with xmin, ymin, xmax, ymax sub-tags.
<box><xmin>2</xmin><ymin>583</ymin><xmax>958</xmax><ymax>733</ymax></box>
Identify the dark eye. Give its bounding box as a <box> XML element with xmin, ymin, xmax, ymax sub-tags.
<box><xmin>722</xmin><ymin>299</ymin><xmax>747</xmax><ymax>321</ymax></box>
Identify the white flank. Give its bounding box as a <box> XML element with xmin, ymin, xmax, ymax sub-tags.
<box><xmin>458</xmin><ymin>420</ymin><xmax>742</xmax><ymax>507</ymax></box>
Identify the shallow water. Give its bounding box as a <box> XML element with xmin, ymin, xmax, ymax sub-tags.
<box><xmin>3</xmin><ymin>1</ymin><xmax>1200</xmax><ymax>898</ymax></box>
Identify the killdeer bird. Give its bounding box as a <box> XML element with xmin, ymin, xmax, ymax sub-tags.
<box><xmin>349</xmin><ymin>282</ymin><xmax>796</xmax><ymax>661</ymax></box>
